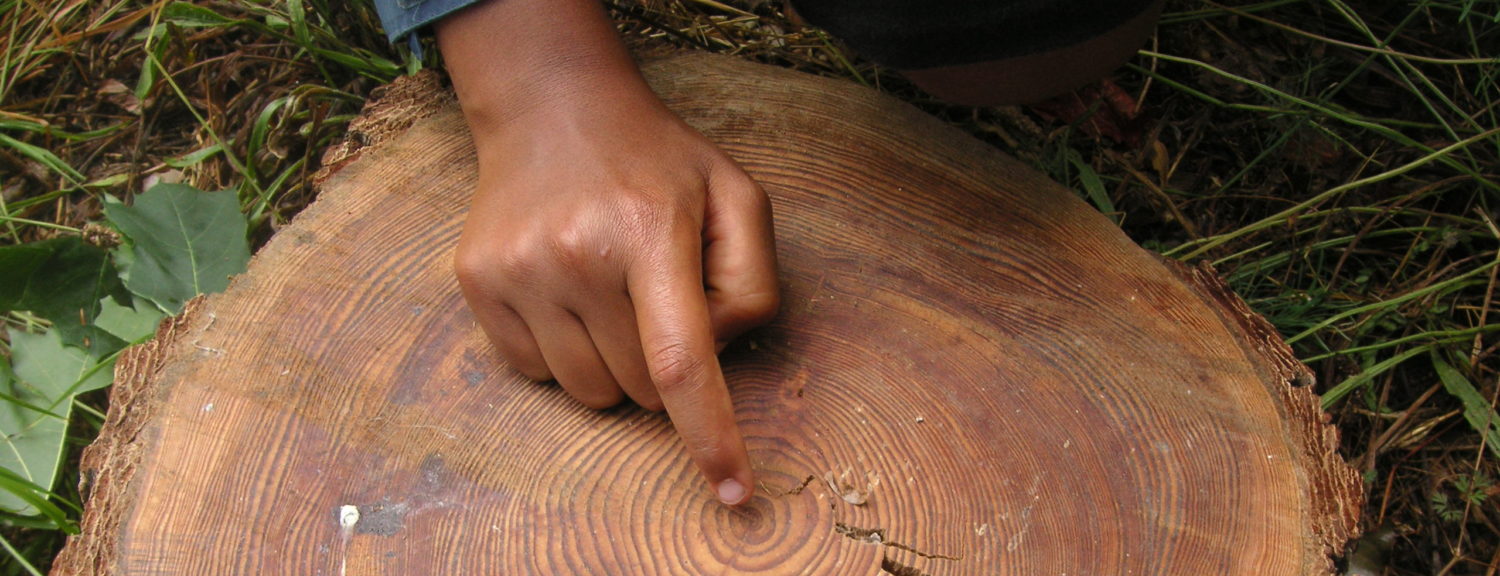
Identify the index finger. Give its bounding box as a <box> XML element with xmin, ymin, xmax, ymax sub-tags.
<box><xmin>629</xmin><ymin>233</ymin><xmax>754</xmax><ymax>507</ymax></box>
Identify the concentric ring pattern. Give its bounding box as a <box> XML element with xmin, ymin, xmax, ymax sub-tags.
<box><xmin>79</xmin><ymin>53</ymin><xmax>1359</xmax><ymax>576</ymax></box>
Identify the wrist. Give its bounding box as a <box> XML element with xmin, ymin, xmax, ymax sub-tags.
<box><xmin>435</xmin><ymin>0</ymin><xmax>657</xmax><ymax>138</ymax></box>
<box><xmin>460</xmin><ymin>63</ymin><xmax>659</xmax><ymax>144</ymax></box>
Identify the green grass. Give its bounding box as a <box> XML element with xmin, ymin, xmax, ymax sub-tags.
<box><xmin>1096</xmin><ymin>3</ymin><xmax>1497</xmax><ymax>571</ymax></box>
<box><xmin>1</xmin><ymin>0</ymin><xmax>1497</xmax><ymax>574</ymax></box>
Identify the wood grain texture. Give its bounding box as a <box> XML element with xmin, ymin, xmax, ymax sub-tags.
<box><xmin>54</xmin><ymin>53</ymin><xmax>1361</xmax><ymax>575</ymax></box>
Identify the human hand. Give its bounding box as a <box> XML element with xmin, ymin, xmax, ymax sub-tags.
<box><xmin>437</xmin><ymin>0</ymin><xmax>779</xmax><ymax>506</ymax></box>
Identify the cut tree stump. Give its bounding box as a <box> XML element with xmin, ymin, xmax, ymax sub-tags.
<box><xmin>54</xmin><ymin>53</ymin><xmax>1362</xmax><ymax>575</ymax></box>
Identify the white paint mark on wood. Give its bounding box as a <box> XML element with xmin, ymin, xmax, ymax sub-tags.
<box><xmin>337</xmin><ymin>505</ymin><xmax>359</xmax><ymax>576</ymax></box>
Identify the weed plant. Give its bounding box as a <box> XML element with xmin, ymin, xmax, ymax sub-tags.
<box><xmin>1</xmin><ymin>0</ymin><xmax>1496</xmax><ymax>574</ymax></box>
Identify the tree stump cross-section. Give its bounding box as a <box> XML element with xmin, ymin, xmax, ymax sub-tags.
<box><xmin>54</xmin><ymin>53</ymin><xmax>1361</xmax><ymax>575</ymax></box>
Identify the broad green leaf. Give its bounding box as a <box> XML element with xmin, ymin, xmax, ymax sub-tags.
<box><xmin>96</xmin><ymin>296</ymin><xmax>167</xmax><ymax>343</ymax></box>
<box><xmin>0</xmin><ymin>237</ymin><xmax>128</xmax><ymax>355</ymax></box>
<box><xmin>0</xmin><ymin>238</ymin><xmax>116</xmax><ymax>318</ymax></box>
<box><xmin>0</xmin><ymin>243</ymin><xmax>50</xmax><ymax>305</ymax></box>
<box><xmin>0</xmin><ymin>398</ymin><xmax>66</xmax><ymax>517</ymax></box>
<box><xmin>1433</xmin><ymin>353</ymin><xmax>1500</xmax><ymax>460</ymax></box>
<box><xmin>0</xmin><ymin>330</ymin><xmax>113</xmax><ymax>515</ymax></box>
<box><xmin>0</xmin><ymin>357</ymin><xmax>76</xmax><ymax>527</ymax></box>
<box><xmin>105</xmin><ymin>184</ymin><xmax>250</xmax><ymax>314</ymax></box>
<box><xmin>12</xmin><ymin>330</ymin><xmax>113</xmax><ymax>401</ymax></box>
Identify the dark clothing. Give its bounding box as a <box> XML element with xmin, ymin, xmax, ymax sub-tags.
<box><xmin>372</xmin><ymin>0</ymin><xmax>1156</xmax><ymax>69</ymax></box>
<box><xmin>788</xmin><ymin>0</ymin><xmax>1157</xmax><ymax>69</ymax></box>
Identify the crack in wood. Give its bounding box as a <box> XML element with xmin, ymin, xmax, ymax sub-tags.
<box><xmin>761</xmin><ymin>475</ymin><xmax>818</xmax><ymax>498</ymax></box>
<box><xmin>880</xmin><ymin>555</ymin><xmax>931</xmax><ymax>576</ymax></box>
<box><xmin>759</xmin><ymin>476</ymin><xmax>962</xmax><ymax>565</ymax></box>
<box><xmin>834</xmin><ymin>522</ymin><xmax>962</xmax><ymax>561</ymax></box>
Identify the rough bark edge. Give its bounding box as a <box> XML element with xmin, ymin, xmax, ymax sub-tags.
<box><xmin>50</xmin><ymin>298</ymin><xmax>207</xmax><ymax>576</ymax></box>
<box><xmin>1168</xmin><ymin>259</ymin><xmax>1364</xmax><ymax>574</ymax></box>
<box><xmin>312</xmin><ymin>69</ymin><xmax>455</xmax><ymax>187</ymax></box>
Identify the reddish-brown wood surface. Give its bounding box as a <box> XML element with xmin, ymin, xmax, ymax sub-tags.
<box><xmin>55</xmin><ymin>53</ymin><xmax>1361</xmax><ymax>575</ymax></box>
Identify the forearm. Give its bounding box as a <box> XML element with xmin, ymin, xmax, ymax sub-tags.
<box><xmin>435</xmin><ymin>0</ymin><xmax>656</xmax><ymax>137</ymax></box>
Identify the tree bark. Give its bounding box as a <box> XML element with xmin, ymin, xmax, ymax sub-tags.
<box><xmin>53</xmin><ymin>53</ymin><xmax>1361</xmax><ymax>575</ymax></box>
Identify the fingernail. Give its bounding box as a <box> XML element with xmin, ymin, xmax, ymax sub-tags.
<box><xmin>717</xmin><ymin>479</ymin><xmax>747</xmax><ymax>505</ymax></box>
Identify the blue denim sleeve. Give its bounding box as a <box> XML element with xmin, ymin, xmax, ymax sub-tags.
<box><xmin>372</xmin><ymin>0</ymin><xmax>483</xmax><ymax>43</ymax></box>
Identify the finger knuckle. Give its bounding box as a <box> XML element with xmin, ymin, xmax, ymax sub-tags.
<box><xmin>735</xmin><ymin>174</ymin><xmax>770</xmax><ymax>206</ymax></box>
<box><xmin>544</xmin><ymin>220</ymin><xmax>598</xmax><ymax>277</ymax></box>
<box><xmin>457</xmin><ymin>240</ymin><xmax>544</xmax><ymax>296</ymax></box>
<box><xmin>738</xmin><ymin>289</ymin><xmax>781</xmax><ymax>326</ymax></box>
<box><xmin>453</xmin><ymin>242</ymin><xmax>502</xmax><ymax>293</ymax></box>
<box><xmin>713</xmin><ymin>284</ymin><xmax>781</xmax><ymax>335</ymax></box>
<box><xmin>712</xmin><ymin>162</ymin><xmax>768</xmax><ymax>200</ymax></box>
<box><xmin>647</xmin><ymin>342</ymin><xmax>708</xmax><ymax>395</ymax></box>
